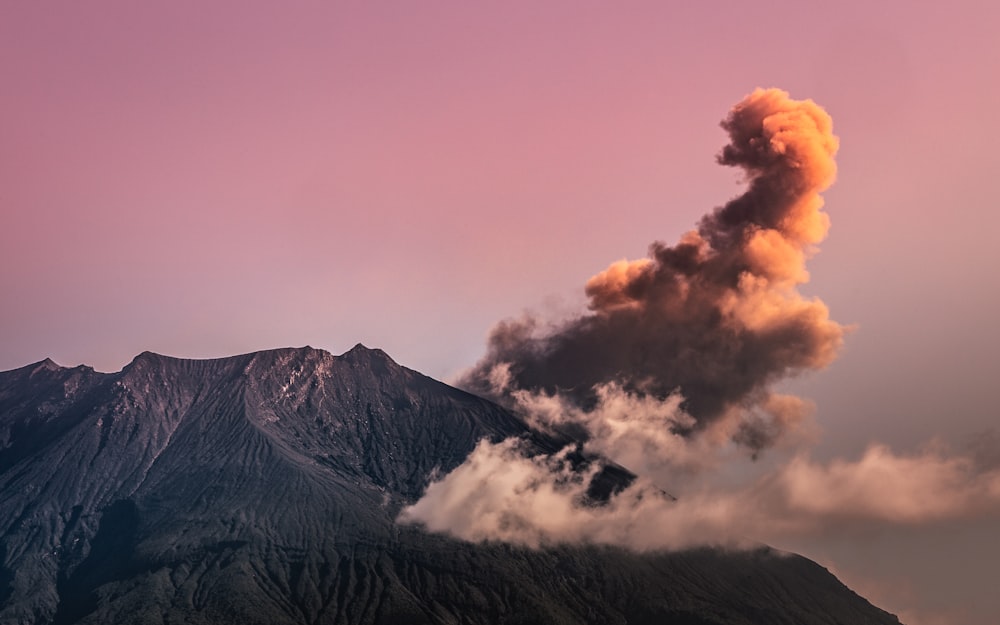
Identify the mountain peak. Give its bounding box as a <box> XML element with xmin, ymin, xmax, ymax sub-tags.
<box><xmin>34</xmin><ymin>357</ymin><xmax>61</xmax><ymax>373</ymax></box>
<box><xmin>343</xmin><ymin>342</ymin><xmax>387</xmax><ymax>356</ymax></box>
<box><xmin>131</xmin><ymin>350</ymin><xmax>165</xmax><ymax>363</ymax></box>
<box><xmin>0</xmin><ymin>357</ymin><xmax>65</xmax><ymax>378</ymax></box>
<box><xmin>339</xmin><ymin>343</ymin><xmax>399</xmax><ymax>367</ymax></box>
<box><xmin>121</xmin><ymin>350</ymin><xmax>181</xmax><ymax>375</ymax></box>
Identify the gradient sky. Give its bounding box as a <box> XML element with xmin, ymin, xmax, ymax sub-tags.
<box><xmin>2</xmin><ymin>2</ymin><xmax>999</xmax><ymax>624</ymax></box>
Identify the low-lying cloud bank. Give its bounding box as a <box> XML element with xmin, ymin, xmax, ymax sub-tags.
<box><xmin>399</xmin><ymin>427</ymin><xmax>1000</xmax><ymax>550</ymax></box>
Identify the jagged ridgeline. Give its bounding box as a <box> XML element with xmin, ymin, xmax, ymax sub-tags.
<box><xmin>0</xmin><ymin>346</ymin><xmax>898</xmax><ymax>624</ymax></box>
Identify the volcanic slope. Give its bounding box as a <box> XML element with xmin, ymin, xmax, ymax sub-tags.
<box><xmin>0</xmin><ymin>345</ymin><xmax>899</xmax><ymax>624</ymax></box>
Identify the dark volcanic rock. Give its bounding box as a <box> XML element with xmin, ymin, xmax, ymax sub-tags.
<box><xmin>0</xmin><ymin>346</ymin><xmax>899</xmax><ymax>624</ymax></box>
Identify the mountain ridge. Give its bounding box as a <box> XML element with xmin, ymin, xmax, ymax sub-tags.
<box><xmin>0</xmin><ymin>346</ymin><xmax>900</xmax><ymax>625</ymax></box>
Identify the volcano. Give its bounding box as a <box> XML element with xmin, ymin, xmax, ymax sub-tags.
<box><xmin>0</xmin><ymin>345</ymin><xmax>899</xmax><ymax>624</ymax></box>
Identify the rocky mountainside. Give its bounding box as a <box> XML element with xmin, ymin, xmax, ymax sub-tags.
<box><xmin>0</xmin><ymin>346</ymin><xmax>900</xmax><ymax>624</ymax></box>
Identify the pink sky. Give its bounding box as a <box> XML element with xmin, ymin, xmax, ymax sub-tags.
<box><xmin>2</xmin><ymin>2</ymin><xmax>1000</xmax><ymax>623</ymax></box>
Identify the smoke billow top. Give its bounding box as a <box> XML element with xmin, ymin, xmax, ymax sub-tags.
<box><xmin>461</xmin><ymin>88</ymin><xmax>844</xmax><ymax>452</ymax></box>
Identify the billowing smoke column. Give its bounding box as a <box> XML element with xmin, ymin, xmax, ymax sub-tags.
<box><xmin>461</xmin><ymin>88</ymin><xmax>844</xmax><ymax>451</ymax></box>
<box><xmin>403</xmin><ymin>91</ymin><xmax>1000</xmax><ymax>556</ymax></box>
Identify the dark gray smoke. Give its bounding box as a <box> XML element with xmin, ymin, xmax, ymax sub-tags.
<box><xmin>461</xmin><ymin>88</ymin><xmax>844</xmax><ymax>451</ymax></box>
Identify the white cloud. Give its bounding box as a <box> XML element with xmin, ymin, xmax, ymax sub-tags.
<box><xmin>399</xmin><ymin>403</ymin><xmax>1000</xmax><ymax>550</ymax></box>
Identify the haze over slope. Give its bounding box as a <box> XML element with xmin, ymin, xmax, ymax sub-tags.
<box><xmin>0</xmin><ymin>346</ymin><xmax>898</xmax><ymax>625</ymax></box>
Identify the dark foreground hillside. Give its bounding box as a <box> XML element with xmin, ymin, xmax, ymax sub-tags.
<box><xmin>0</xmin><ymin>346</ymin><xmax>900</xmax><ymax>624</ymax></box>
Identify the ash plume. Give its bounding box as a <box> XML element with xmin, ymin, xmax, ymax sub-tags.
<box><xmin>401</xmin><ymin>90</ymin><xmax>1000</xmax><ymax>559</ymax></box>
<box><xmin>461</xmin><ymin>88</ymin><xmax>844</xmax><ymax>451</ymax></box>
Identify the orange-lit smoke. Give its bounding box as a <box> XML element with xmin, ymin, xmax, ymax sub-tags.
<box><xmin>461</xmin><ymin>88</ymin><xmax>844</xmax><ymax>452</ymax></box>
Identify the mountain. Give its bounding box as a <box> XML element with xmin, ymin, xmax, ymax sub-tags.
<box><xmin>0</xmin><ymin>346</ymin><xmax>899</xmax><ymax>625</ymax></box>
